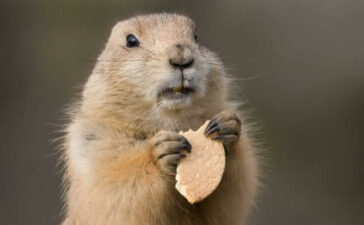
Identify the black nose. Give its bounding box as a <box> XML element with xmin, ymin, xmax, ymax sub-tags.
<box><xmin>169</xmin><ymin>58</ymin><xmax>194</xmax><ymax>69</ymax></box>
<box><xmin>168</xmin><ymin>44</ymin><xmax>194</xmax><ymax>69</ymax></box>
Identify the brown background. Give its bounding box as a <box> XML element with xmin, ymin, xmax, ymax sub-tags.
<box><xmin>1</xmin><ymin>0</ymin><xmax>363</xmax><ymax>224</ymax></box>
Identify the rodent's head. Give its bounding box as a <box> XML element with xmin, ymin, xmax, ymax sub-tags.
<box><xmin>88</xmin><ymin>14</ymin><xmax>226</xmax><ymax>114</ymax></box>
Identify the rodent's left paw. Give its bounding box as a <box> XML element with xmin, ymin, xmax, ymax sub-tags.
<box><xmin>204</xmin><ymin>110</ymin><xmax>241</xmax><ymax>155</ymax></box>
<box><xmin>149</xmin><ymin>131</ymin><xmax>191</xmax><ymax>175</ymax></box>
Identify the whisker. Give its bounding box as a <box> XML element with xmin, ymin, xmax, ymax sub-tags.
<box><xmin>96</xmin><ymin>58</ymin><xmax>159</xmax><ymax>63</ymax></box>
<box><xmin>121</xmin><ymin>44</ymin><xmax>157</xmax><ymax>57</ymax></box>
<box><xmin>234</xmin><ymin>74</ymin><xmax>263</xmax><ymax>81</ymax></box>
<box><xmin>64</xmin><ymin>52</ymin><xmax>98</xmax><ymax>63</ymax></box>
<box><xmin>200</xmin><ymin>61</ymin><xmax>222</xmax><ymax>66</ymax></box>
<box><xmin>115</xmin><ymin>67</ymin><xmax>150</xmax><ymax>77</ymax></box>
<box><xmin>139</xmin><ymin>45</ymin><xmax>156</xmax><ymax>55</ymax></box>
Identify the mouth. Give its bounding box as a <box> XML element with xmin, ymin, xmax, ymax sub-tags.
<box><xmin>158</xmin><ymin>86</ymin><xmax>195</xmax><ymax>99</ymax></box>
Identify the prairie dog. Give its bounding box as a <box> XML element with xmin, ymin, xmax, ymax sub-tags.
<box><xmin>61</xmin><ymin>13</ymin><xmax>259</xmax><ymax>225</ymax></box>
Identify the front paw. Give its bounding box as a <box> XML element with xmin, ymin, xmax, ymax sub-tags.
<box><xmin>150</xmin><ymin>131</ymin><xmax>191</xmax><ymax>175</ymax></box>
<box><xmin>204</xmin><ymin>111</ymin><xmax>241</xmax><ymax>155</ymax></box>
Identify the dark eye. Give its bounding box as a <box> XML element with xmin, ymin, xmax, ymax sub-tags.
<box><xmin>194</xmin><ymin>33</ymin><xmax>198</xmax><ymax>42</ymax></box>
<box><xmin>126</xmin><ymin>34</ymin><xmax>139</xmax><ymax>48</ymax></box>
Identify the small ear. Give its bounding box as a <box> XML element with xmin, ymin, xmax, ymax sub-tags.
<box><xmin>105</xmin><ymin>22</ymin><xmax>125</xmax><ymax>49</ymax></box>
<box><xmin>112</xmin><ymin>21</ymin><xmax>124</xmax><ymax>32</ymax></box>
<box><xmin>191</xmin><ymin>21</ymin><xmax>196</xmax><ymax>31</ymax></box>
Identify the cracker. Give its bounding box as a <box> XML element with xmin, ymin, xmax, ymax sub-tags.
<box><xmin>176</xmin><ymin>121</ymin><xmax>225</xmax><ymax>204</ymax></box>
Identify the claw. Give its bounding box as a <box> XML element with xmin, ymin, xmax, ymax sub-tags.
<box><xmin>205</xmin><ymin>126</ymin><xmax>220</xmax><ymax>136</ymax></box>
<box><xmin>213</xmin><ymin>134</ymin><xmax>238</xmax><ymax>142</ymax></box>
<box><xmin>181</xmin><ymin>143</ymin><xmax>192</xmax><ymax>152</ymax></box>
<box><xmin>205</xmin><ymin>118</ymin><xmax>218</xmax><ymax>135</ymax></box>
<box><xmin>159</xmin><ymin>152</ymin><xmax>187</xmax><ymax>160</ymax></box>
<box><xmin>181</xmin><ymin>136</ymin><xmax>192</xmax><ymax>150</ymax></box>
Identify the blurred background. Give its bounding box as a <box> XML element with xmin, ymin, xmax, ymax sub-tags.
<box><xmin>1</xmin><ymin>0</ymin><xmax>363</xmax><ymax>224</ymax></box>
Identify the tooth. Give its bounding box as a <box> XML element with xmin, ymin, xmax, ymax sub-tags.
<box><xmin>173</xmin><ymin>86</ymin><xmax>183</xmax><ymax>92</ymax></box>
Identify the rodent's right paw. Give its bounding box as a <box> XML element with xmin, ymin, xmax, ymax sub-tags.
<box><xmin>150</xmin><ymin>131</ymin><xmax>191</xmax><ymax>175</ymax></box>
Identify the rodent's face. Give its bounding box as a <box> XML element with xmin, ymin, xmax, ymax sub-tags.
<box><xmin>99</xmin><ymin>14</ymin><xmax>221</xmax><ymax>111</ymax></box>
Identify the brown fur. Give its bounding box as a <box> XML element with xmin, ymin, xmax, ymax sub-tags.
<box><xmin>61</xmin><ymin>13</ymin><xmax>259</xmax><ymax>225</ymax></box>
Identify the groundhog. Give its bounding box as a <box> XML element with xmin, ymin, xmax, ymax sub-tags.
<box><xmin>60</xmin><ymin>13</ymin><xmax>260</xmax><ymax>225</ymax></box>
